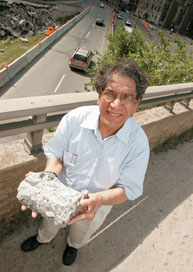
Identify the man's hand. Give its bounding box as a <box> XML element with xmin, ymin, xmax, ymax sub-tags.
<box><xmin>68</xmin><ymin>187</ymin><xmax>128</xmax><ymax>225</ymax></box>
<box><xmin>68</xmin><ymin>193</ymin><xmax>103</xmax><ymax>225</ymax></box>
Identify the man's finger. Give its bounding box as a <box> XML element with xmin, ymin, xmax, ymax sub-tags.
<box><xmin>80</xmin><ymin>198</ymin><xmax>92</xmax><ymax>207</ymax></box>
<box><xmin>21</xmin><ymin>205</ymin><xmax>27</xmax><ymax>211</ymax></box>
<box><xmin>25</xmin><ymin>171</ymin><xmax>33</xmax><ymax>177</ymax></box>
<box><xmin>32</xmin><ymin>211</ymin><xmax>38</xmax><ymax>218</ymax></box>
<box><xmin>68</xmin><ymin>210</ymin><xmax>95</xmax><ymax>225</ymax></box>
<box><xmin>68</xmin><ymin>213</ymin><xmax>89</xmax><ymax>225</ymax></box>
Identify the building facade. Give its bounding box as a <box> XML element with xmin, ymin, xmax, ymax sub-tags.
<box><xmin>113</xmin><ymin>0</ymin><xmax>193</xmax><ymax>38</ymax></box>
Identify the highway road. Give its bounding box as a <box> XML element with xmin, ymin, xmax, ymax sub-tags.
<box><xmin>114</xmin><ymin>10</ymin><xmax>159</xmax><ymax>45</ymax></box>
<box><xmin>0</xmin><ymin>0</ymin><xmax>111</xmax><ymax>99</ymax></box>
<box><xmin>114</xmin><ymin>10</ymin><xmax>131</xmax><ymax>31</ymax></box>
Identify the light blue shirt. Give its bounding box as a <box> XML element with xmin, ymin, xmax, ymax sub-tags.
<box><xmin>45</xmin><ymin>106</ymin><xmax>150</xmax><ymax>200</ymax></box>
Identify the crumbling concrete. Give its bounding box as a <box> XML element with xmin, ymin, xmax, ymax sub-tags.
<box><xmin>17</xmin><ymin>171</ymin><xmax>88</xmax><ymax>226</ymax></box>
<box><xmin>0</xmin><ymin>0</ymin><xmax>57</xmax><ymax>40</ymax></box>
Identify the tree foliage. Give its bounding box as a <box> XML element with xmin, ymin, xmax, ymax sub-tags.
<box><xmin>85</xmin><ymin>23</ymin><xmax>193</xmax><ymax>91</ymax></box>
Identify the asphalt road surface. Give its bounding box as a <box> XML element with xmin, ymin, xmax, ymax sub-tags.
<box><xmin>0</xmin><ymin>0</ymin><xmax>110</xmax><ymax>99</ymax></box>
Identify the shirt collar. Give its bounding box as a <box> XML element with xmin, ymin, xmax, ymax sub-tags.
<box><xmin>80</xmin><ymin>107</ymin><xmax>100</xmax><ymax>130</ymax></box>
<box><xmin>80</xmin><ymin>107</ymin><xmax>132</xmax><ymax>145</ymax></box>
<box><xmin>115</xmin><ymin>118</ymin><xmax>133</xmax><ymax>145</ymax></box>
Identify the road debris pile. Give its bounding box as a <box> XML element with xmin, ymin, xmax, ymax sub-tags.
<box><xmin>17</xmin><ymin>172</ymin><xmax>88</xmax><ymax>227</ymax></box>
<box><xmin>0</xmin><ymin>0</ymin><xmax>57</xmax><ymax>40</ymax></box>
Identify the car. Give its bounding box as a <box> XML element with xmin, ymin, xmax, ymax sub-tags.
<box><xmin>149</xmin><ymin>24</ymin><xmax>156</xmax><ymax>31</ymax></box>
<box><xmin>125</xmin><ymin>26</ymin><xmax>133</xmax><ymax>34</ymax></box>
<box><xmin>69</xmin><ymin>47</ymin><xmax>93</xmax><ymax>71</ymax></box>
<box><xmin>100</xmin><ymin>3</ymin><xmax>104</xmax><ymax>8</ymax></box>
<box><xmin>117</xmin><ymin>14</ymin><xmax>123</xmax><ymax>20</ymax></box>
<box><xmin>125</xmin><ymin>20</ymin><xmax>132</xmax><ymax>27</ymax></box>
<box><xmin>96</xmin><ymin>18</ymin><xmax>104</xmax><ymax>26</ymax></box>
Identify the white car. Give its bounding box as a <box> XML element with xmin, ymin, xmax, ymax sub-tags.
<box><xmin>149</xmin><ymin>24</ymin><xmax>156</xmax><ymax>30</ymax></box>
<box><xmin>125</xmin><ymin>26</ymin><xmax>133</xmax><ymax>34</ymax></box>
<box><xmin>117</xmin><ymin>14</ymin><xmax>123</xmax><ymax>20</ymax></box>
<box><xmin>100</xmin><ymin>3</ymin><xmax>104</xmax><ymax>8</ymax></box>
<box><xmin>69</xmin><ymin>47</ymin><xmax>93</xmax><ymax>71</ymax></box>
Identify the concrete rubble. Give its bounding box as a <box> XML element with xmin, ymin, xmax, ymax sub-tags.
<box><xmin>17</xmin><ymin>172</ymin><xmax>88</xmax><ymax>227</ymax></box>
<box><xmin>0</xmin><ymin>0</ymin><xmax>57</xmax><ymax>40</ymax></box>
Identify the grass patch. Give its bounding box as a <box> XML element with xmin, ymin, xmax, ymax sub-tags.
<box><xmin>57</xmin><ymin>14</ymin><xmax>78</xmax><ymax>25</ymax></box>
<box><xmin>0</xmin><ymin>33</ymin><xmax>47</xmax><ymax>70</ymax></box>
<box><xmin>0</xmin><ymin>13</ymin><xmax>78</xmax><ymax>70</ymax></box>
<box><xmin>48</xmin><ymin>127</ymin><xmax>56</xmax><ymax>133</ymax></box>
<box><xmin>153</xmin><ymin>127</ymin><xmax>193</xmax><ymax>152</ymax></box>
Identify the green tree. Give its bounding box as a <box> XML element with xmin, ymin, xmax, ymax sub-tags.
<box><xmin>85</xmin><ymin>23</ymin><xmax>146</xmax><ymax>91</ymax></box>
<box><xmin>131</xmin><ymin>30</ymin><xmax>193</xmax><ymax>85</ymax></box>
<box><xmin>85</xmin><ymin>25</ymin><xmax>193</xmax><ymax>91</ymax></box>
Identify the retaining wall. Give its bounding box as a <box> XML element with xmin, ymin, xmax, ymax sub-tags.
<box><xmin>52</xmin><ymin>3</ymin><xmax>82</xmax><ymax>20</ymax></box>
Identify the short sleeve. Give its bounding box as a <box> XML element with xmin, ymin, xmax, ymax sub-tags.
<box><xmin>44</xmin><ymin>114</ymin><xmax>70</xmax><ymax>161</ymax></box>
<box><xmin>116</xmin><ymin>135</ymin><xmax>150</xmax><ymax>200</ymax></box>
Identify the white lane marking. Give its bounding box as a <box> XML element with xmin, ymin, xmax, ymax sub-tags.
<box><xmin>54</xmin><ymin>74</ymin><xmax>66</xmax><ymax>93</ymax></box>
<box><xmin>85</xmin><ymin>31</ymin><xmax>90</xmax><ymax>38</ymax></box>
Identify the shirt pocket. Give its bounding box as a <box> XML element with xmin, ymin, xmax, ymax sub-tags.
<box><xmin>63</xmin><ymin>151</ymin><xmax>79</xmax><ymax>167</ymax></box>
<box><xmin>63</xmin><ymin>151</ymin><xmax>90</xmax><ymax>190</ymax></box>
<box><xmin>63</xmin><ymin>150</ymin><xmax>89</xmax><ymax>176</ymax></box>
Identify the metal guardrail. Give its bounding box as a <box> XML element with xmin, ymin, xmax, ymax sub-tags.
<box><xmin>141</xmin><ymin>83</ymin><xmax>193</xmax><ymax>109</ymax></box>
<box><xmin>0</xmin><ymin>82</ymin><xmax>193</xmax><ymax>153</ymax></box>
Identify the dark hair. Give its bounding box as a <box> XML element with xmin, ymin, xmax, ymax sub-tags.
<box><xmin>94</xmin><ymin>59</ymin><xmax>148</xmax><ymax>99</ymax></box>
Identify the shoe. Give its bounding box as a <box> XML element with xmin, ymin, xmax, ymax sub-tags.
<box><xmin>21</xmin><ymin>235</ymin><xmax>43</xmax><ymax>252</ymax></box>
<box><xmin>62</xmin><ymin>244</ymin><xmax>78</xmax><ymax>266</ymax></box>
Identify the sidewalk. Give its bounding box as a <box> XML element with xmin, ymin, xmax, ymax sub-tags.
<box><xmin>0</xmin><ymin>140</ymin><xmax>193</xmax><ymax>272</ymax></box>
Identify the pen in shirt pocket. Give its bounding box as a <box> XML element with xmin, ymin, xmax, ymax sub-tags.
<box><xmin>70</xmin><ymin>153</ymin><xmax>78</xmax><ymax>165</ymax></box>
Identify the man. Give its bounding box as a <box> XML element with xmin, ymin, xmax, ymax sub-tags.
<box><xmin>21</xmin><ymin>59</ymin><xmax>150</xmax><ymax>265</ymax></box>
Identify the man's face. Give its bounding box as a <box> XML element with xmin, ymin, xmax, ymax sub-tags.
<box><xmin>98</xmin><ymin>73</ymin><xmax>140</xmax><ymax>137</ymax></box>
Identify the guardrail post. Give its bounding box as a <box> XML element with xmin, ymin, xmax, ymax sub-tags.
<box><xmin>165</xmin><ymin>101</ymin><xmax>176</xmax><ymax>114</ymax></box>
<box><xmin>181</xmin><ymin>98</ymin><xmax>192</xmax><ymax>108</ymax></box>
<box><xmin>24</xmin><ymin>114</ymin><xmax>47</xmax><ymax>154</ymax></box>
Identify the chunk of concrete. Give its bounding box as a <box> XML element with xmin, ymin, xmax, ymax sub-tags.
<box><xmin>17</xmin><ymin>172</ymin><xmax>88</xmax><ymax>227</ymax></box>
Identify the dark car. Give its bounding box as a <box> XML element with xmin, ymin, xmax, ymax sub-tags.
<box><xmin>96</xmin><ymin>18</ymin><xmax>104</xmax><ymax>26</ymax></box>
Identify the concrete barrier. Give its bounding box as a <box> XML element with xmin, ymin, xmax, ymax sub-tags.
<box><xmin>0</xmin><ymin>67</ymin><xmax>9</xmax><ymax>88</ymax></box>
<box><xmin>26</xmin><ymin>43</ymin><xmax>44</xmax><ymax>64</ymax></box>
<box><xmin>7</xmin><ymin>52</ymin><xmax>28</xmax><ymax>80</ymax></box>
<box><xmin>0</xmin><ymin>7</ymin><xmax>89</xmax><ymax>88</ymax></box>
